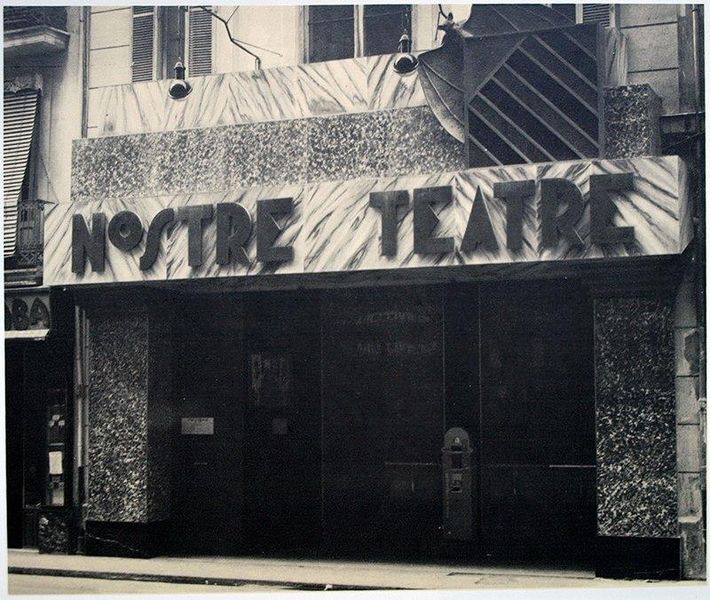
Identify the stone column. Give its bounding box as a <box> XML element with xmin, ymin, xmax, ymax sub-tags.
<box><xmin>594</xmin><ymin>293</ymin><xmax>679</xmax><ymax>578</ymax></box>
<box><xmin>84</xmin><ymin>296</ymin><xmax>172</xmax><ymax>557</ymax></box>
<box><xmin>674</xmin><ymin>275</ymin><xmax>706</xmax><ymax>579</ymax></box>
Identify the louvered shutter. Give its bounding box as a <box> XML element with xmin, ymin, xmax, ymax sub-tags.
<box><xmin>188</xmin><ymin>6</ymin><xmax>212</xmax><ymax>76</ymax></box>
<box><xmin>4</xmin><ymin>90</ymin><xmax>40</xmax><ymax>258</ymax></box>
<box><xmin>582</xmin><ymin>4</ymin><xmax>612</xmax><ymax>27</ymax></box>
<box><xmin>132</xmin><ymin>6</ymin><xmax>155</xmax><ymax>82</ymax></box>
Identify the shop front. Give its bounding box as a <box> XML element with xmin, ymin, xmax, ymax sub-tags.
<box><xmin>44</xmin><ymin>133</ymin><xmax>692</xmax><ymax>576</ymax></box>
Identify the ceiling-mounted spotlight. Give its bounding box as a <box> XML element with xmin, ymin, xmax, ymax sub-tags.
<box><xmin>393</xmin><ymin>32</ymin><xmax>418</xmax><ymax>75</ymax></box>
<box><xmin>168</xmin><ymin>61</ymin><xmax>192</xmax><ymax>99</ymax></box>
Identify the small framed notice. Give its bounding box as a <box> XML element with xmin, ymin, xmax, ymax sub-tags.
<box><xmin>181</xmin><ymin>417</ymin><xmax>214</xmax><ymax>435</ymax></box>
<box><xmin>48</xmin><ymin>451</ymin><xmax>63</xmax><ymax>475</ymax></box>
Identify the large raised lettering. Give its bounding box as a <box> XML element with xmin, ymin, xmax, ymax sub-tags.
<box><xmin>72</xmin><ymin>213</ymin><xmax>106</xmax><ymax>274</ymax></box>
<box><xmin>216</xmin><ymin>203</ymin><xmax>252</xmax><ymax>266</ymax></box>
<box><xmin>461</xmin><ymin>187</ymin><xmax>498</xmax><ymax>253</ymax></box>
<box><xmin>494</xmin><ymin>180</ymin><xmax>535</xmax><ymax>251</ymax></box>
<box><xmin>139</xmin><ymin>208</ymin><xmax>175</xmax><ymax>271</ymax></box>
<box><xmin>177</xmin><ymin>205</ymin><xmax>213</xmax><ymax>267</ymax></box>
<box><xmin>413</xmin><ymin>186</ymin><xmax>454</xmax><ymax>255</ymax></box>
<box><xmin>256</xmin><ymin>198</ymin><xmax>294</xmax><ymax>263</ymax></box>
<box><xmin>540</xmin><ymin>179</ymin><xmax>584</xmax><ymax>248</ymax></box>
<box><xmin>590</xmin><ymin>173</ymin><xmax>635</xmax><ymax>245</ymax></box>
<box><xmin>108</xmin><ymin>211</ymin><xmax>143</xmax><ymax>252</ymax></box>
<box><xmin>369</xmin><ymin>190</ymin><xmax>409</xmax><ymax>257</ymax></box>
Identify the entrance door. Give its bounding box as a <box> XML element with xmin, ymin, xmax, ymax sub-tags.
<box><xmin>171</xmin><ymin>296</ymin><xmax>244</xmax><ymax>555</ymax></box>
<box><xmin>321</xmin><ymin>286</ymin><xmax>443</xmax><ymax>557</ymax></box>
<box><xmin>242</xmin><ymin>291</ymin><xmax>321</xmax><ymax>553</ymax></box>
<box><xmin>479</xmin><ymin>281</ymin><xmax>595</xmax><ymax>564</ymax></box>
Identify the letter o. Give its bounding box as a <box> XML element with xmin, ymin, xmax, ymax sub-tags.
<box><xmin>108</xmin><ymin>211</ymin><xmax>143</xmax><ymax>251</ymax></box>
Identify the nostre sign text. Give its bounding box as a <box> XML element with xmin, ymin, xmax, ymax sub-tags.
<box><xmin>45</xmin><ymin>156</ymin><xmax>690</xmax><ymax>286</ymax></box>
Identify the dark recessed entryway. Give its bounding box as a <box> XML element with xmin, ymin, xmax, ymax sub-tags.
<box><xmin>169</xmin><ymin>279</ymin><xmax>595</xmax><ymax>564</ymax></box>
<box><xmin>478</xmin><ymin>281</ymin><xmax>596</xmax><ymax>565</ymax></box>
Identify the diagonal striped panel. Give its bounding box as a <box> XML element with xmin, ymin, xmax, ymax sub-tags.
<box><xmin>4</xmin><ymin>89</ymin><xmax>40</xmax><ymax>257</ymax></box>
<box><xmin>464</xmin><ymin>23</ymin><xmax>601</xmax><ymax>168</ymax></box>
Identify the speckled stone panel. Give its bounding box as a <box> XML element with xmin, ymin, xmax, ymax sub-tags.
<box><xmin>146</xmin><ymin>305</ymin><xmax>172</xmax><ymax>518</ymax></box>
<box><xmin>88</xmin><ymin>307</ymin><xmax>149</xmax><ymax>522</ymax></box>
<box><xmin>88</xmin><ymin>305</ymin><xmax>172</xmax><ymax>523</ymax></box>
<box><xmin>225</xmin><ymin>119</ymin><xmax>309</xmax><ymax>189</ymax></box>
<box><xmin>604</xmin><ymin>85</ymin><xmax>662</xmax><ymax>159</ymax></box>
<box><xmin>71</xmin><ymin>106</ymin><xmax>465</xmax><ymax>201</ymax></box>
<box><xmin>38</xmin><ymin>509</ymin><xmax>72</xmax><ymax>554</ymax></box>
<box><xmin>595</xmin><ymin>296</ymin><xmax>678</xmax><ymax>537</ymax></box>
<box><xmin>72</xmin><ymin>133</ymin><xmax>158</xmax><ymax>201</ymax></box>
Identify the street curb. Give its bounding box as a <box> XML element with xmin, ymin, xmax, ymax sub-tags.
<box><xmin>8</xmin><ymin>566</ymin><xmax>408</xmax><ymax>591</ymax></box>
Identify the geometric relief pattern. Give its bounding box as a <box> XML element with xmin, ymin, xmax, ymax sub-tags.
<box><xmin>465</xmin><ymin>24</ymin><xmax>601</xmax><ymax>167</ymax></box>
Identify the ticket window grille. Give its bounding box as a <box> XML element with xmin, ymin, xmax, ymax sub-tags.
<box><xmin>306</xmin><ymin>5</ymin><xmax>412</xmax><ymax>63</ymax></box>
<box><xmin>132</xmin><ymin>5</ymin><xmax>212</xmax><ymax>82</ymax></box>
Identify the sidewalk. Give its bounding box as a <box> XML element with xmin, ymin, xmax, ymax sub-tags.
<box><xmin>6</xmin><ymin>549</ymin><xmax>700</xmax><ymax>591</ymax></box>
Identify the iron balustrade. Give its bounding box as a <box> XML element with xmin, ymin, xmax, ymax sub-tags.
<box><xmin>15</xmin><ymin>200</ymin><xmax>44</xmax><ymax>267</ymax></box>
<box><xmin>3</xmin><ymin>6</ymin><xmax>67</xmax><ymax>32</ymax></box>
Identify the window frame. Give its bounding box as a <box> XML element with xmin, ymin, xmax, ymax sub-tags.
<box><xmin>132</xmin><ymin>5</ymin><xmax>214</xmax><ymax>82</ymax></box>
<box><xmin>302</xmin><ymin>5</ymin><xmax>411</xmax><ymax>64</ymax></box>
<box><xmin>576</xmin><ymin>4</ymin><xmax>617</xmax><ymax>27</ymax></box>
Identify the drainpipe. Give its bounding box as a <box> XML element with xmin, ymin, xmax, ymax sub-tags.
<box><xmin>80</xmin><ymin>5</ymin><xmax>90</xmax><ymax>139</ymax></box>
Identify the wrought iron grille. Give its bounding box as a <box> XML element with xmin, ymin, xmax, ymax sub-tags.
<box><xmin>15</xmin><ymin>200</ymin><xmax>44</xmax><ymax>267</ymax></box>
<box><xmin>3</xmin><ymin>6</ymin><xmax>67</xmax><ymax>32</ymax></box>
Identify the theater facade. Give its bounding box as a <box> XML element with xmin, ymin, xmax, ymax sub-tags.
<box><xmin>10</xmin><ymin>4</ymin><xmax>705</xmax><ymax>581</ymax></box>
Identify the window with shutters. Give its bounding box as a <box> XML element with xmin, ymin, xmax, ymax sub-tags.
<box><xmin>131</xmin><ymin>5</ymin><xmax>212</xmax><ymax>83</ymax></box>
<box><xmin>578</xmin><ymin>4</ymin><xmax>615</xmax><ymax>27</ymax></box>
<box><xmin>4</xmin><ymin>89</ymin><xmax>42</xmax><ymax>266</ymax></box>
<box><xmin>306</xmin><ymin>5</ymin><xmax>411</xmax><ymax>64</ymax></box>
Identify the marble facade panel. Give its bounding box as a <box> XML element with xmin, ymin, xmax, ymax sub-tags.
<box><xmin>87</xmin><ymin>56</ymin><xmax>428</xmax><ymax>138</ymax></box>
<box><xmin>50</xmin><ymin>156</ymin><xmax>691</xmax><ymax>287</ymax></box>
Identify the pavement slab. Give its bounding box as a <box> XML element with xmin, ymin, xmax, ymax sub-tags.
<box><xmin>6</xmin><ymin>549</ymin><xmax>703</xmax><ymax>592</ymax></box>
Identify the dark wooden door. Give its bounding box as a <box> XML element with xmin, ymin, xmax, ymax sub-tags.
<box><xmin>171</xmin><ymin>296</ymin><xmax>244</xmax><ymax>554</ymax></box>
<box><xmin>321</xmin><ymin>286</ymin><xmax>443</xmax><ymax>556</ymax></box>
<box><xmin>242</xmin><ymin>291</ymin><xmax>321</xmax><ymax>553</ymax></box>
<box><xmin>479</xmin><ymin>281</ymin><xmax>595</xmax><ymax>563</ymax></box>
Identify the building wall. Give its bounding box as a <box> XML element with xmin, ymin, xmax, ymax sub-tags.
<box><xmin>84</xmin><ymin>3</ymin><xmax>695</xmax><ymax>139</ymax></box>
<box><xmin>5</xmin><ymin>8</ymin><xmax>83</xmax><ymax>207</ymax></box>
<box><xmin>26</xmin><ymin>2</ymin><xmax>704</xmax><ymax>578</ymax></box>
<box><xmin>619</xmin><ymin>3</ymin><xmax>697</xmax><ymax>114</ymax></box>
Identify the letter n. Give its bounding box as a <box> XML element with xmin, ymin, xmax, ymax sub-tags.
<box><xmin>72</xmin><ymin>213</ymin><xmax>106</xmax><ymax>274</ymax></box>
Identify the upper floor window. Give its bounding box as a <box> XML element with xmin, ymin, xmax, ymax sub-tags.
<box><xmin>306</xmin><ymin>5</ymin><xmax>411</xmax><ymax>63</ymax></box>
<box><xmin>132</xmin><ymin>5</ymin><xmax>212</xmax><ymax>83</ymax></box>
<box><xmin>4</xmin><ymin>86</ymin><xmax>42</xmax><ymax>266</ymax></box>
<box><xmin>547</xmin><ymin>4</ymin><xmax>615</xmax><ymax>27</ymax></box>
<box><xmin>579</xmin><ymin>4</ymin><xmax>615</xmax><ymax>27</ymax></box>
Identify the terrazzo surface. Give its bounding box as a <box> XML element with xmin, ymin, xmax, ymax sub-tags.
<box><xmin>595</xmin><ymin>296</ymin><xmax>678</xmax><ymax>537</ymax></box>
<box><xmin>604</xmin><ymin>85</ymin><xmax>662</xmax><ymax>159</ymax></box>
<box><xmin>73</xmin><ymin>106</ymin><xmax>465</xmax><ymax>201</ymax></box>
<box><xmin>88</xmin><ymin>308</ymin><xmax>151</xmax><ymax>522</ymax></box>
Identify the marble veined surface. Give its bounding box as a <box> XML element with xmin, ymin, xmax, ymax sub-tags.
<box><xmin>46</xmin><ymin>156</ymin><xmax>690</xmax><ymax>286</ymax></box>
<box><xmin>88</xmin><ymin>54</ymin><xmax>427</xmax><ymax>137</ymax></box>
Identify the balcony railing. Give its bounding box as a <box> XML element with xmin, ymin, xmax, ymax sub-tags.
<box><xmin>15</xmin><ymin>201</ymin><xmax>44</xmax><ymax>268</ymax></box>
<box><xmin>4</xmin><ymin>6</ymin><xmax>67</xmax><ymax>32</ymax></box>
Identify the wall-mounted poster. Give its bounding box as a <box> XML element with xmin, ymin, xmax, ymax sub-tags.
<box><xmin>181</xmin><ymin>417</ymin><xmax>214</xmax><ymax>435</ymax></box>
<box><xmin>250</xmin><ymin>353</ymin><xmax>292</xmax><ymax>409</ymax></box>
